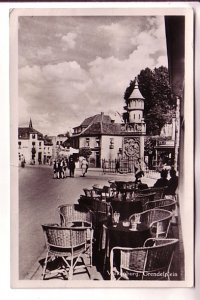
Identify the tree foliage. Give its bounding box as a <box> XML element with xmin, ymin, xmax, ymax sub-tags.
<box><xmin>124</xmin><ymin>66</ymin><xmax>176</xmax><ymax>135</ymax></box>
<box><xmin>79</xmin><ymin>147</ymin><xmax>92</xmax><ymax>159</ymax></box>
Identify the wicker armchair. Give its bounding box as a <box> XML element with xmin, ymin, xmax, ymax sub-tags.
<box><xmin>58</xmin><ymin>204</ymin><xmax>93</xmax><ymax>227</ymax></box>
<box><xmin>41</xmin><ymin>224</ymin><xmax>93</xmax><ymax>280</ymax></box>
<box><xmin>134</xmin><ymin>193</ymin><xmax>156</xmax><ymax>210</ymax></box>
<box><xmin>91</xmin><ymin>198</ymin><xmax>112</xmax><ymax>226</ymax></box>
<box><xmin>144</xmin><ymin>198</ymin><xmax>176</xmax><ymax>212</ymax></box>
<box><xmin>139</xmin><ymin>187</ymin><xmax>167</xmax><ymax>200</ymax></box>
<box><xmin>83</xmin><ymin>188</ymin><xmax>100</xmax><ymax>199</ymax></box>
<box><xmin>129</xmin><ymin>209</ymin><xmax>173</xmax><ymax>238</ymax></box>
<box><xmin>110</xmin><ymin>238</ymin><xmax>179</xmax><ymax>280</ymax></box>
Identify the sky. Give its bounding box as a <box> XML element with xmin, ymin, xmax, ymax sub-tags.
<box><xmin>18</xmin><ymin>15</ymin><xmax>168</xmax><ymax>136</ymax></box>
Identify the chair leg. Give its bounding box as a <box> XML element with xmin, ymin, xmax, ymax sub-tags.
<box><xmin>42</xmin><ymin>251</ymin><xmax>49</xmax><ymax>280</ymax></box>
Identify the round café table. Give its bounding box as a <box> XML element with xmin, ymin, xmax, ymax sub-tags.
<box><xmin>108</xmin><ymin>221</ymin><xmax>151</xmax><ymax>250</ymax></box>
<box><xmin>105</xmin><ymin>221</ymin><xmax>151</xmax><ymax>275</ymax></box>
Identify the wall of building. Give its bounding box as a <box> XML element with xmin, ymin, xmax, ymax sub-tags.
<box><xmin>18</xmin><ymin>139</ymin><xmax>31</xmax><ymax>164</ymax></box>
<box><xmin>101</xmin><ymin>135</ymin><xmax>123</xmax><ymax>161</ymax></box>
<box><xmin>79</xmin><ymin>136</ymin><xmax>100</xmax><ymax>149</ymax></box>
<box><xmin>18</xmin><ymin>133</ymin><xmax>45</xmax><ymax>164</ymax></box>
<box><xmin>43</xmin><ymin>145</ymin><xmax>53</xmax><ymax>161</ymax></box>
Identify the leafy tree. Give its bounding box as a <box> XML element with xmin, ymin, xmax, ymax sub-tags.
<box><xmin>79</xmin><ymin>147</ymin><xmax>92</xmax><ymax>159</ymax></box>
<box><xmin>124</xmin><ymin>66</ymin><xmax>176</xmax><ymax>135</ymax></box>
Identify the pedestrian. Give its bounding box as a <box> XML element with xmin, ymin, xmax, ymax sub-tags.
<box><xmin>153</xmin><ymin>169</ymin><xmax>169</xmax><ymax>188</ymax></box>
<box><xmin>81</xmin><ymin>158</ymin><xmax>88</xmax><ymax>177</ymax></box>
<box><xmin>56</xmin><ymin>160</ymin><xmax>60</xmax><ymax>179</ymax></box>
<box><xmin>59</xmin><ymin>158</ymin><xmax>64</xmax><ymax>179</ymax></box>
<box><xmin>21</xmin><ymin>154</ymin><xmax>26</xmax><ymax>168</ymax></box>
<box><xmin>63</xmin><ymin>158</ymin><xmax>68</xmax><ymax>178</ymax></box>
<box><xmin>68</xmin><ymin>156</ymin><xmax>75</xmax><ymax>177</ymax></box>
<box><xmin>53</xmin><ymin>160</ymin><xmax>57</xmax><ymax>179</ymax></box>
<box><xmin>134</xmin><ymin>158</ymin><xmax>144</xmax><ymax>183</ymax></box>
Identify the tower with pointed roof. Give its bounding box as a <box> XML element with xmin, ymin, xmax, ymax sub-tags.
<box><xmin>122</xmin><ymin>77</ymin><xmax>146</xmax><ymax>162</ymax></box>
<box><xmin>29</xmin><ymin>118</ymin><xmax>33</xmax><ymax>128</ymax></box>
<box><xmin>125</xmin><ymin>77</ymin><xmax>145</xmax><ymax>125</ymax></box>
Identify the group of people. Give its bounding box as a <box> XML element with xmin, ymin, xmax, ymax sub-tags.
<box><xmin>53</xmin><ymin>157</ymin><xmax>76</xmax><ymax>179</ymax></box>
<box><xmin>154</xmin><ymin>168</ymin><xmax>179</xmax><ymax>196</ymax></box>
<box><xmin>133</xmin><ymin>157</ymin><xmax>178</xmax><ymax>196</ymax></box>
<box><xmin>53</xmin><ymin>156</ymin><xmax>89</xmax><ymax>179</ymax></box>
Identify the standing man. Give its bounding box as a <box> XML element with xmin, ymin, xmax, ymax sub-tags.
<box><xmin>68</xmin><ymin>156</ymin><xmax>75</xmax><ymax>178</ymax></box>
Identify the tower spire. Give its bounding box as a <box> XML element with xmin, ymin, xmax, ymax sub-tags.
<box><xmin>29</xmin><ymin>118</ymin><xmax>33</xmax><ymax>128</ymax></box>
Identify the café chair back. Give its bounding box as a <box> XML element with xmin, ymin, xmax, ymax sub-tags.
<box><xmin>41</xmin><ymin>224</ymin><xmax>93</xmax><ymax>280</ymax></box>
<box><xmin>58</xmin><ymin>204</ymin><xmax>93</xmax><ymax>227</ymax></box>
<box><xmin>91</xmin><ymin>198</ymin><xmax>112</xmax><ymax>226</ymax></box>
<box><xmin>144</xmin><ymin>198</ymin><xmax>176</xmax><ymax>212</ymax></box>
<box><xmin>129</xmin><ymin>208</ymin><xmax>173</xmax><ymax>238</ymax></box>
<box><xmin>83</xmin><ymin>188</ymin><xmax>100</xmax><ymax>199</ymax></box>
<box><xmin>139</xmin><ymin>187</ymin><xmax>167</xmax><ymax>200</ymax></box>
<box><xmin>134</xmin><ymin>193</ymin><xmax>156</xmax><ymax>210</ymax></box>
<box><xmin>110</xmin><ymin>238</ymin><xmax>179</xmax><ymax>280</ymax></box>
<box><xmin>99</xmin><ymin>186</ymin><xmax>114</xmax><ymax>201</ymax></box>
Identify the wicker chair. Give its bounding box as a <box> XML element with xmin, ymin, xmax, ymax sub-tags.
<box><xmin>83</xmin><ymin>188</ymin><xmax>100</xmax><ymax>199</ymax></box>
<box><xmin>139</xmin><ymin>187</ymin><xmax>167</xmax><ymax>200</ymax></box>
<box><xmin>58</xmin><ymin>204</ymin><xmax>93</xmax><ymax>227</ymax></box>
<box><xmin>91</xmin><ymin>198</ymin><xmax>112</xmax><ymax>226</ymax></box>
<box><xmin>134</xmin><ymin>193</ymin><xmax>156</xmax><ymax>210</ymax></box>
<box><xmin>129</xmin><ymin>209</ymin><xmax>173</xmax><ymax>238</ymax></box>
<box><xmin>110</xmin><ymin>238</ymin><xmax>179</xmax><ymax>280</ymax></box>
<box><xmin>41</xmin><ymin>224</ymin><xmax>93</xmax><ymax>280</ymax></box>
<box><xmin>144</xmin><ymin>198</ymin><xmax>176</xmax><ymax>212</ymax></box>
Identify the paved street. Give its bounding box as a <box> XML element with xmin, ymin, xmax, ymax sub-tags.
<box><xmin>19</xmin><ymin>165</ymin><xmax>157</xmax><ymax>279</ymax></box>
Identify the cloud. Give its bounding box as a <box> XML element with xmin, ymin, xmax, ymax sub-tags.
<box><xmin>61</xmin><ymin>32</ymin><xmax>77</xmax><ymax>50</ymax></box>
<box><xmin>18</xmin><ymin>16</ymin><xmax>168</xmax><ymax>135</ymax></box>
<box><xmin>36</xmin><ymin>46</ymin><xmax>53</xmax><ymax>59</ymax></box>
<box><xmin>156</xmin><ymin>55</ymin><xmax>168</xmax><ymax>67</ymax></box>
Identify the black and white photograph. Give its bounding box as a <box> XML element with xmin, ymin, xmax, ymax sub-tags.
<box><xmin>10</xmin><ymin>6</ymin><xmax>194</xmax><ymax>288</ymax></box>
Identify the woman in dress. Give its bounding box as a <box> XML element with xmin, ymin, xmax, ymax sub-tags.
<box><xmin>81</xmin><ymin>158</ymin><xmax>88</xmax><ymax>177</ymax></box>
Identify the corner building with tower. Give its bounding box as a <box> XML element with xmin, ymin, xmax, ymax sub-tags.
<box><xmin>70</xmin><ymin>78</ymin><xmax>146</xmax><ymax>169</ymax></box>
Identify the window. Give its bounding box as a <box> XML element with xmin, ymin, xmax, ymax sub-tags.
<box><xmin>32</xmin><ymin>134</ymin><xmax>35</xmax><ymax>139</ymax></box>
<box><xmin>85</xmin><ymin>138</ymin><xmax>90</xmax><ymax>147</ymax></box>
<box><xmin>39</xmin><ymin>142</ymin><xmax>41</xmax><ymax>146</ymax></box>
<box><xmin>32</xmin><ymin>142</ymin><xmax>35</xmax><ymax>146</ymax></box>
<box><xmin>18</xmin><ymin>141</ymin><xmax>21</xmax><ymax>149</ymax></box>
<box><xmin>96</xmin><ymin>138</ymin><xmax>100</xmax><ymax>147</ymax></box>
<box><xmin>56</xmin><ymin>141</ymin><xmax>59</xmax><ymax>145</ymax></box>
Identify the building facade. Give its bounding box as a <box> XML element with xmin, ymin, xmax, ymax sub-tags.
<box><xmin>70</xmin><ymin>78</ymin><xmax>146</xmax><ymax>168</ymax></box>
<box><xmin>18</xmin><ymin>120</ymin><xmax>53</xmax><ymax>165</ymax></box>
